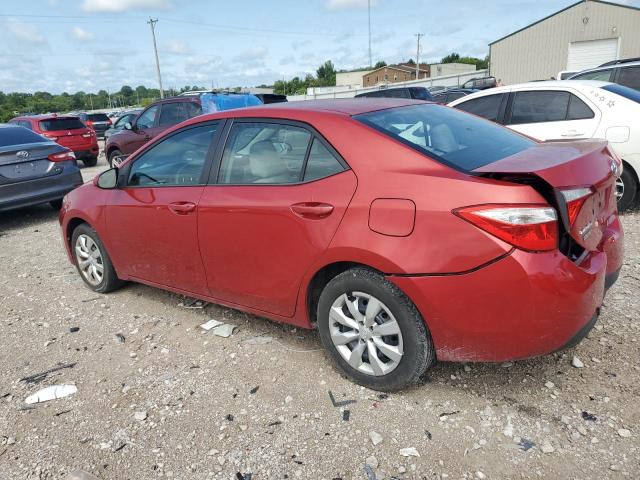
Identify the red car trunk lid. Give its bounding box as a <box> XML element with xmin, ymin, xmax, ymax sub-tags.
<box><xmin>474</xmin><ymin>140</ymin><xmax>619</xmax><ymax>251</ymax></box>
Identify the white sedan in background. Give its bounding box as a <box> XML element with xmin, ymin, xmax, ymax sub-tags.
<box><xmin>448</xmin><ymin>80</ymin><xmax>640</xmax><ymax>210</ymax></box>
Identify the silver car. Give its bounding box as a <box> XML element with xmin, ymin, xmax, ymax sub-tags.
<box><xmin>0</xmin><ymin>124</ymin><xmax>83</xmax><ymax>211</ymax></box>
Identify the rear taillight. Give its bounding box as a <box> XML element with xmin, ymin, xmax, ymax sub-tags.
<box><xmin>48</xmin><ymin>150</ymin><xmax>76</xmax><ymax>162</ymax></box>
<box><xmin>560</xmin><ymin>187</ymin><xmax>593</xmax><ymax>226</ymax></box>
<box><xmin>82</xmin><ymin>132</ymin><xmax>93</xmax><ymax>138</ymax></box>
<box><xmin>454</xmin><ymin>204</ymin><xmax>558</xmax><ymax>252</ymax></box>
<box><xmin>43</xmin><ymin>134</ymin><xmax>58</xmax><ymax>141</ymax></box>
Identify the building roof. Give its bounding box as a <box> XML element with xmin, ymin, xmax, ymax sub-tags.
<box><xmin>365</xmin><ymin>64</ymin><xmax>429</xmax><ymax>76</ymax></box>
<box><xmin>490</xmin><ymin>0</ymin><xmax>640</xmax><ymax>46</ymax></box>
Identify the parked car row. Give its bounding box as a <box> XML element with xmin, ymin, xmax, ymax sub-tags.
<box><xmin>59</xmin><ymin>98</ymin><xmax>623</xmax><ymax>390</ymax></box>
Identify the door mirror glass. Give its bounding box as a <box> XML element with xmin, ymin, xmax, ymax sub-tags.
<box><xmin>97</xmin><ymin>168</ymin><xmax>118</xmax><ymax>189</ymax></box>
<box><xmin>124</xmin><ymin>122</ymin><xmax>133</xmax><ymax>130</ymax></box>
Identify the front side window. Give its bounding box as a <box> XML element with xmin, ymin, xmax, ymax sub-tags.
<box><xmin>114</xmin><ymin>114</ymin><xmax>134</xmax><ymax>128</ymax></box>
<box><xmin>136</xmin><ymin>105</ymin><xmax>159</xmax><ymax>129</ymax></box>
<box><xmin>218</xmin><ymin>122</ymin><xmax>311</xmax><ymax>184</ymax></box>
<box><xmin>617</xmin><ymin>66</ymin><xmax>640</xmax><ymax>91</ymax></box>
<box><xmin>572</xmin><ymin>69</ymin><xmax>613</xmax><ymax>82</ymax></box>
<box><xmin>355</xmin><ymin>103</ymin><xmax>535</xmax><ymax>172</ymax></box>
<box><xmin>509</xmin><ymin>91</ymin><xmax>570</xmax><ymax>124</ymax></box>
<box><xmin>128</xmin><ymin>123</ymin><xmax>218</xmax><ymax>187</ymax></box>
<box><xmin>303</xmin><ymin>139</ymin><xmax>344</xmax><ymax>181</ymax></box>
<box><xmin>455</xmin><ymin>93</ymin><xmax>506</xmax><ymax>122</ymax></box>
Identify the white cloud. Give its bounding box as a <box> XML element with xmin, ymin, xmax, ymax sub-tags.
<box><xmin>82</xmin><ymin>0</ymin><xmax>172</xmax><ymax>13</ymax></box>
<box><xmin>6</xmin><ymin>19</ymin><xmax>46</xmax><ymax>45</ymax></box>
<box><xmin>165</xmin><ymin>40</ymin><xmax>190</xmax><ymax>55</ymax></box>
<box><xmin>72</xmin><ymin>26</ymin><xmax>93</xmax><ymax>41</ymax></box>
<box><xmin>326</xmin><ymin>0</ymin><xmax>374</xmax><ymax>9</ymax></box>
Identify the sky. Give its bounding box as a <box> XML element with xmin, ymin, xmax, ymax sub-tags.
<box><xmin>1</xmin><ymin>0</ymin><xmax>639</xmax><ymax>94</ymax></box>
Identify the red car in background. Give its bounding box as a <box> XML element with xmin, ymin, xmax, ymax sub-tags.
<box><xmin>59</xmin><ymin>99</ymin><xmax>623</xmax><ymax>391</ymax></box>
<box><xmin>9</xmin><ymin>114</ymin><xmax>99</xmax><ymax>166</ymax></box>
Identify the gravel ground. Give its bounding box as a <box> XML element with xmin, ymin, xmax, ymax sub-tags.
<box><xmin>0</xmin><ymin>152</ymin><xmax>638</xmax><ymax>480</ymax></box>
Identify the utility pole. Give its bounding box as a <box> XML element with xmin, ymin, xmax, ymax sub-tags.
<box><xmin>414</xmin><ymin>33</ymin><xmax>424</xmax><ymax>80</ymax></box>
<box><xmin>89</xmin><ymin>94</ymin><xmax>93</xmax><ymax>111</ymax></box>
<box><xmin>368</xmin><ymin>0</ymin><xmax>372</xmax><ymax>68</ymax></box>
<box><xmin>147</xmin><ymin>18</ymin><xmax>164</xmax><ymax>99</ymax></box>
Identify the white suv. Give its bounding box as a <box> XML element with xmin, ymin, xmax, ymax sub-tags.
<box><xmin>448</xmin><ymin>80</ymin><xmax>640</xmax><ymax>210</ymax></box>
<box><xmin>568</xmin><ymin>58</ymin><xmax>640</xmax><ymax>91</ymax></box>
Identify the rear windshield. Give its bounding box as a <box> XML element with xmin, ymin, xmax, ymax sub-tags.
<box><xmin>602</xmin><ymin>84</ymin><xmax>640</xmax><ymax>104</ymax></box>
<box><xmin>354</xmin><ymin>103</ymin><xmax>536</xmax><ymax>171</ymax></box>
<box><xmin>0</xmin><ymin>127</ymin><xmax>48</xmax><ymax>147</ymax></box>
<box><xmin>39</xmin><ymin>118</ymin><xmax>86</xmax><ymax>131</ymax></box>
<box><xmin>87</xmin><ymin>113</ymin><xmax>110</xmax><ymax>121</ymax></box>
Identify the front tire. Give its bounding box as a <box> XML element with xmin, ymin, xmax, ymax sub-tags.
<box><xmin>317</xmin><ymin>268</ymin><xmax>435</xmax><ymax>391</ymax></box>
<box><xmin>82</xmin><ymin>156</ymin><xmax>98</xmax><ymax>167</ymax></box>
<box><xmin>617</xmin><ymin>168</ymin><xmax>638</xmax><ymax>212</ymax></box>
<box><xmin>71</xmin><ymin>223</ymin><xmax>123</xmax><ymax>293</ymax></box>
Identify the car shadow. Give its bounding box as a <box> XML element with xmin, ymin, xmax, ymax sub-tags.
<box><xmin>0</xmin><ymin>204</ymin><xmax>60</xmax><ymax>235</ymax></box>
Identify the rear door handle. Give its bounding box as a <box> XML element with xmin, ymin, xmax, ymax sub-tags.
<box><xmin>290</xmin><ymin>202</ymin><xmax>334</xmax><ymax>219</ymax></box>
<box><xmin>168</xmin><ymin>202</ymin><xmax>196</xmax><ymax>215</ymax></box>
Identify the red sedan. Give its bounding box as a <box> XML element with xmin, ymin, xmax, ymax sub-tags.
<box><xmin>59</xmin><ymin>99</ymin><xmax>624</xmax><ymax>391</ymax></box>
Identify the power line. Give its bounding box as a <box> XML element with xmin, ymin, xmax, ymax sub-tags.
<box><xmin>147</xmin><ymin>18</ymin><xmax>164</xmax><ymax>99</ymax></box>
<box><xmin>368</xmin><ymin>0</ymin><xmax>372</xmax><ymax>68</ymax></box>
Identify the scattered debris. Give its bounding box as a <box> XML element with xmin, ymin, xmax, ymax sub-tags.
<box><xmin>243</xmin><ymin>335</ymin><xmax>273</xmax><ymax>345</ymax></box>
<box><xmin>581</xmin><ymin>411</ymin><xmax>597</xmax><ymax>422</ymax></box>
<box><xmin>369</xmin><ymin>430</ymin><xmax>383</xmax><ymax>446</ymax></box>
<box><xmin>328</xmin><ymin>390</ymin><xmax>356</xmax><ymax>408</ymax></box>
<box><xmin>200</xmin><ymin>319</ymin><xmax>223</xmax><ymax>331</ymax></box>
<box><xmin>544</xmin><ymin>381</ymin><xmax>555</xmax><ymax>389</ymax></box>
<box><xmin>284</xmin><ymin>395</ymin><xmax>293</xmax><ymax>404</ymax></box>
<box><xmin>617</xmin><ymin>428</ymin><xmax>631</xmax><ymax>438</ymax></box>
<box><xmin>114</xmin><ymin>333</ymin><xmax>126</xmax><ymax>344</ymax></box>
<box><xmin>267</xmin><ymin>420</ymin><xmax>282</xmax><ymax>427</ymax></box>
<box><xmin>342</xmin><ymin>410</ymin><xmax>350</xmax><ymax>421</ymax></box>
<box><xmin>54</xmin><ymin>409</ymin><xmax>72</xmax><ymax>417</ymax></box>
<box><xmin>501</xmin><ymin>362</ymin><xmax>514</xmax><ymax>368</ymax></box>
<box><xmin>19</xmin><ymin>362</ymin><xmax>77</xmax><ymax>384</ymax></box>
<box><xmin>365</xmin><ymin>455</ymin><xmax>379</xmax><ymax>469</ymax></box>
<box><xmin>439</xmin><ymin>410</ymin><xmax>460</xmax><ymax>418</ymax></box>
<box><xmin>540</xmin><ymin>440</ymin><xmax>555</xmax><ymax>454</ymax></box>
<box><xmin>179</xmin><ymin>297</ymin><xmax>206</xmax><ymax>308</ymax></box>
<box><xmin>236</xmin><ymin>473</ymin><xmax>252</xmax><ymax>480</ymax></box>
<box><xmin>572</xmin><ymin>356</ymin><xmax>584</xmax><ymax>368</ymax></box>
<box><xmin>399</xmin><ymin>447</ymin><xmax>420</xmax><ymax>457</ymax></box>
<box><xmin>24</xmin><ymin>384</ymin><xmax>77</xmax><ymax>404</ymax></box>
<box><xmin>67</xmin><ymin>469</ymin><xmax>101</xmax><ymax>480</ymax></box>
<box><xmin>200</xmin><ymin>319</ymin><xmax>237</xmax><ymax>337</ymax></box>
<box><xmin>134</xmin><ymin>411</ymin><xmax>147</xmax><ymax>421</ymax></box>
<box><xmin>249</xmin><ymin>386</ymin><xmax>259</xmax><ymax>394</ymax></box>
<box><xmin>80</xmin><ymin>297</ymin><xmax>101</xmax><ymax>303</ymax></box>
<box><xmin>518</xmin><ymin>438</ymin><xmax>535</xmax><ymax>451</ymax></box>
<box><xmin>425</xmin><ymin>430</ymin><xmax>432</xmax><ymax>440</ymax></box>
<box><xmin>364</xmin><ymin>463</ymin><xmax>377</xmax><ymax>480</ymax></box>
<box><xmin>69</xmin><ymin>326</ymin><xmax>80</xmax><ymax>333</ymax></box>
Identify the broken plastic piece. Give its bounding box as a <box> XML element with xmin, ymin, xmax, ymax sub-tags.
<box><xmin>25</xmin><ymin>384</ymin><xmax>77</xmax><ymax>404</ymax></box>
<box><xmin>200</xmin><ymin>319</ymin><xmax>223</xmax><ymax>331</ymax></box>
<box><xmin>211</xmin><ymin>323</ymin><xmax>236</xmax><ymax>337</ymax></box>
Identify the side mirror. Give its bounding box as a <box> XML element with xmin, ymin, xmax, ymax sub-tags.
<box><xmin>124</xmin><ymin>122</ymin><xmax>133</xmax><ymax>130</ymax></box>
<box><xmin>96</xmin><ymin>168</ymin><xmax>118</xmax><ymax>189</ymax></box>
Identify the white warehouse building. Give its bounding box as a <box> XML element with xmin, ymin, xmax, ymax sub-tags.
<box><xmin>489</xmin><ymin>0</ymin><xmax>640</xmax><ymax>84</ymax></box>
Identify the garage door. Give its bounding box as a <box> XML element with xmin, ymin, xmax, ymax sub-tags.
<box><xmin>567</xmin><ymin>38</ymin><xmax>618</xmax><ymax>71</ymax></box>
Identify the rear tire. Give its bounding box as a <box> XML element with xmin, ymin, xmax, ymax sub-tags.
<box><xmin>617</xmin><ymin>168</ymin><xmax>638</xmax><ymax>212</ymax></box>
<box><xmin>317</xmin><ymin>267</ymin><xmax>435</xmax><ymax>391</ymax></box>
<box><xmin>108</xmin><ymin>149</ymin><xmax>123</xmax><ymax>168</ymax></box>
<box><xmin>50</xmin><ymin>199</ymin><xmax>63</xmax><ymax>210</ymax></box>
<box><xmin>82</xmin><ymin>156</ymin><xmax>98</xmax><ymax>167</ymax></box>
<box><xmin>71</xmin><ymin>223</ymin><xmax>123</xmax><ymax>293</ymax></box>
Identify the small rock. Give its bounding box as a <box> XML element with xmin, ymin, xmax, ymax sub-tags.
<box><xmin>464</xmin><ymin>365</ymin><xmax>471</xmax><ymax>372</ymax></box>
<box><xmin>610</xmin><ymin>465</ymin><xmax>621</xmax><ymax>472</ymax></box>
<box><xmin>365</xmin><ymin>455</ymin><xmax>378</xmax><ymax>469</ymax></box>
<box><xmin>69</xmin><ymin>327</ymin><xmax>80</xmax><ymax>333</ymax></box>
<box><xmin>67</xmin><ymin>470</ymin><xmax>101</xmax><ymax>480</ymax></box>
<box><xmin>540</xmin><ymin>440</ymin><xmax>555</xmax><ymax>454</ymax></box>
<box><xmin>134</xmin><ymin>411</ymin><xmax>147</xmax><ymax>421</ymax></box>
<box><xmin>398</xmin><ymin>466</ymin><xmax>406</xmax><ymax>473</ymax></box>
<box><xmin>399</xmin><ymin>447</ymin><xmax>420</xmax><ymax>457</ymax></box>
<box><xmin>560</xmin><ymin>415</ymin><xmax>570</xmax><ymax>425</ymax></box>
<box><xmin>161</xmin><ymin>348</ymin><xmax>169</xmax><ymax>355</ymax></box>
<box><xmin>284</xmin><ymin>395</ymin><xmax>293</xmax><ymax>404</ymax></box>
<box><xmin>577</xmin><ymin>425</ymin><xmax>588</xmax><ymax>435</ymax></box>
<box><xmin>501</xmin><ymin>362</ymin><xmax>514</xmax><ymax>368</ymax></box>
<box><xmin>571</xmin><ymin>356</ymin><xmax>584</xmax><ymax>368</ymax></box>
<box><xmin>369</xmin><ymin>430</ymin><xmax>383</xmax><ymax>446</ymax></box>
<box><xmin>544</xmin><ymin>381</ymin><xmax>555</xmax><ymax>389</ymax></box>
<box><xmin>114</xmin><ymin>333</ymin><xmax>126</xmax><ymax>343</ymax></box>
<box><xmin>6</xmin><ymin>436</ymin><xmax>15</xmax><ymax>445</ymax></box>
<box><xmin>618</xmin><ymin>428</ymin><xmax>632</xmax><ymax>438</ymax></box>
<box><xmin>476</xmin><ymin>472</ymin><xmax>486</xmax><ymax>480</ymax></box>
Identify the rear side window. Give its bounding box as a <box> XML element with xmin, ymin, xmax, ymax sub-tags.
<box><xmin>567</xmin><ymin>94</ymin><xmax>595</xmax><ymax>120</ymax></box>
<box><xmin>455</xmin><ymin>94</ymin><xmax>505</xmax><ymax>122</ymax></box>
<box><xmin>355</xmin><ymin>103</ymin><xmax>535</xmax><ymax>171</ymax></box>
<box><xmin>617</xmin><ymin>66</ymin><xmax>640</xmax><ymax>91</ymax></box>
<box><xmin>572</xmin><ymin>69</ymin><xmax>613</xmax><ymax>81</ymax></box>
<box><xmin>87</xmin><ymin>113</ymin><xmax>109</xmax><ymax>122</ymax></box>
<box><xmin>158</xmin><ymin>102</ymin><xmax>192</xmax><ymax>127</ymax></box>
<box><xmin>303</xmin><ymin>139</ymin><xmax>344</xmax><ymax>181</ymax></box>
<box><xmin>0</xmin><ymin>127</ymin><xmax>48</xmax><ymax>147</ymax></box>
<box><xmin>510</xmin><ymin>91</ymin><xmax>569</xmax><ymax>124</ymax></box>
<box><xmin>39</xmin><ymin>118</ymin><xmax>86</xmax><ymax>131</ymax></box>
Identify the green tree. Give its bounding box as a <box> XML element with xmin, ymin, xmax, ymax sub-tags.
<box><xmin>316</xmin><ymin>60</ymin><xmax>336</xmax><ymax>86</ymax></box>
<box><xmin>373</xmin><ymin>60</ymin><xmax>387</xmax><ymax>69</ymax></box>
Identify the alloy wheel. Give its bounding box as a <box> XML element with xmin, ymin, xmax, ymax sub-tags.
<box><xmin>328</xmin><ymin>292</ymin><xmax>404</xmax><ymax>376</ymax></box>
<box><xmin>615</xmin><ymin>177</ymin><xmax>625</xmax><ymax>202</ymax></box>
<box><xmin>75</xmin><ymin>234</ymin><xmax>104</xmax><ymax>286</ymax></box>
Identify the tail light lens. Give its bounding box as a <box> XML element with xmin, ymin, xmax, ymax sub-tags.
<box><xmin>48</xmin><ymin>150</ymin><xmax>76</xmax><ymax>162</ymax></box>
<box><xmin>43</xmin><ymin>134</ymin><xmax>58</xmax><ymax>141</ymax></box>
<box><xmin>454</xmin><ymin>204</ymin><xmax>558</xmax><ymax>252</ymax></box>
<box><xmin>82</xmin><ymin>132</ymin><xmax>93</xmax><ymax>138</ymax></box>
<box><xmin>560</xmin><ymin>187</ymin><xmax>593</xmax><ymax>226</ymax></box>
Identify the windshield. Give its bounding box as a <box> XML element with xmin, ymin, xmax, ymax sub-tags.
<box><xmin>39</xmin><ymin>118</ymin><xmax>86</xmax><ymax>131</ymax></box>
<box><xmin>87</xmin><ymin>113</ymin><xmax>110</xmax><ymax>122</ymax></box>
<box><xmin>602</xmin><ymin>84</ymin><xmax>640</xmax><ymax>104</ymax></box>
<box><xmin>354</xmin><ymin>103</ymin><xmax>536</xmax><ymax>171</ymax></box>
<box><xmin>0</xmin><ymin>127</ymin><xmax>48</xmax><ymax>147</ymax></box>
